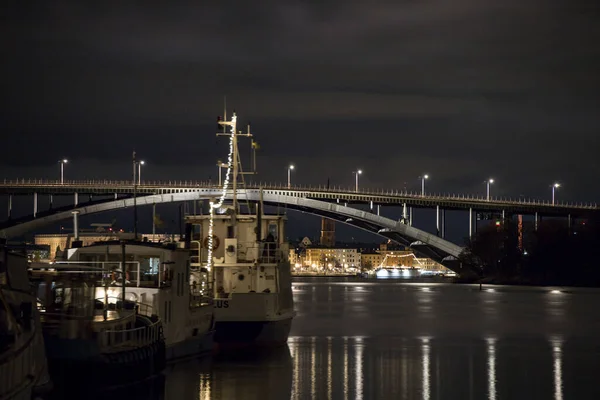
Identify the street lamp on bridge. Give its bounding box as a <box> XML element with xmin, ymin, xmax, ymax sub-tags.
<box><xmin>59</xmin><ymin>159</ymin><xmax>68</xmax><ymax>184</ymax></box>
<box><xmin>552</xmin><ymin>183</ymin><xmax>560</xmax><ymax>205</ymax></box>
<box><xmin>216</xmin><ymin>160</ymin><xmax>229</xmax><ymax>186</ymax></box>
<box><xmin>287</xmin><ymin>165</ymin><xmax>295</xmax><ymax>188</ymax></box>
<box><xmin>137</xmin><ymin>161</ymin><xmax>145</xmax><ymax>185</ymax></box>
<box><xmin>486</xmin><ymin>178</ymin><xmax>494</xmax><ymax>201</ymax></box>
<box><xmin>354</xmin><ymin>169</ymin><xmax>363</xmax><ymax>192</ymax></box>
<box><xmin>421</xmin><ymin>174</ymin><xmax>429</xmax><ymax>196</ymax></box>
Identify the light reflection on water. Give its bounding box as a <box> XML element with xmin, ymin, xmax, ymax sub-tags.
<box><xmin>88</xmin><ymin>280</ymin><xmax>600</xmax><ymax>399</ymax></box>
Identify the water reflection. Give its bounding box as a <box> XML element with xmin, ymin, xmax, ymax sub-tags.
<box><xmin>487</xmin><ymin>338</ymin><xmax>497</xmax><ymax>400</ymax></box>
<box><xmin>552</xmin><ymin>337</ymin><xmax>563</xmax><ymax>400</ymax></box>
<box><xmin>421</xmin><ymin>338</ymin><xmax>430</xmax><ymax>400</ymax></box>
<box><xmin>148</xmin><ymin>281</ymin><xmax>600</xmax><ymax>399</ymax></box>
<box><xmin>165</xmin><ymin>347</ymin><xmax>292</xmax><ymax>400</ymax></box>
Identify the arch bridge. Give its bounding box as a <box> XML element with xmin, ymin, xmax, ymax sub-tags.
<box><xmin>0</xmin><ymin>189</ymin><xmax>467</xmax><ymax>272</ymax></box>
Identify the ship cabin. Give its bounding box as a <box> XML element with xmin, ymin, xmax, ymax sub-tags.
<box><xmin>62</xmin><ymin>240</ymin><xmax>212</xmax><ymax>341</ymax></box>
<box><xmin>186</xmin><ymin>210</ymin><xmax>291</xmax><ymax>299</ymax></box>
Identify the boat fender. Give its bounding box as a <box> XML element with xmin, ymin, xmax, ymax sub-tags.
<box><xmin>203</xmin><ymin>235</ymin><xmax>220</xmax><ymax>250</ymax></box>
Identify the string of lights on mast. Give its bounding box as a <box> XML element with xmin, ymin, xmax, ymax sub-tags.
<box><xmin>206</xmin><ymin>113</ymin><xmax>236</xmax><ymax>269</ymax></box>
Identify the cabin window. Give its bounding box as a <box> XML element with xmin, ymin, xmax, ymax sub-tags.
<box><xmin>192</xmin><ymin>224</ymin><xmax>202</xmax><ymax>241</ymax></box>
<box><xmin>227</xmin><ymin>225</ymin><xmax>234</xmax><ymax>239</ymax></box>
<box><xmin>148</xmin><ymin>257</ymin><xmax>160</xmax><ymax>274</ymax></box>
<box><xmin>268</xmin><ymin>223</ymin><xmax>278</xmax><ymax>240</ymax></box>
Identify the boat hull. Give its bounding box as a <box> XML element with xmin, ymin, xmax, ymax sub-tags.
<box><xmin>43</xmin><ymin>335</ymin><xmax>166</xmax><ymax>392</ymax></box>
<box><xmin>166</xmin><ymin>329</ymin><xmax>215</xmax><ymax>362</ymax></box>
<box><xmin>214</xmin><ymin>317</ymin><xmax>293</xmax><ymax>349</ymax></box>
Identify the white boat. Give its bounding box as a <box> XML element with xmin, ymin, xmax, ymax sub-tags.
<box><xmin>0</xmin><ymin>241</ymin><xmax>52</xmax><ymax>400</ymax></box>
<box><xmin>185</xmin><ymin>110</ymin><xmax>295</xmax><ymax>348</ymax></box>
<box><xmin>64</xmin><ymin>240</ymin><xmax>215</xmax><ymax>361</ymax></box>
<box><xmin>30</xmin><ymin>247</ymin><xmax>166</xmax><ymax>392</ymax></box>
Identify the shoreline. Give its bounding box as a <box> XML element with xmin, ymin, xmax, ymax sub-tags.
<box><xmin>292</xmin><ymin>274</ymin><xmax>600</xmax><ymax>289</ymax></box>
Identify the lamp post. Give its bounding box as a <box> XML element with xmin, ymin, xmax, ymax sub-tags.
<box><xmin>287</xmin><ymin>165</ymin><xmax>294</xmax><ymax>188</ymax></box>
<box><xmin>421</xmin><ymin>174</ymin><xmax>429</xmax><ymax>196</ymax></box>
<box><xmin>354</xmin><ymin>169</ymin><xmax>363</xmax><ymax>192</ymax></box>
<box><xmin>59</xmin><ymin>159</ymin><xmax>68</xmax><ymax>184</ymax></box>
<box><xmin>137</xmin><ymin>161</ymin><xmax>145</xmax><ymax>185</ymax></box>
<box><xmin>217</xmin><ymin>160</ymin><xmax>229</xmax><ymax>186</ymax></box>
<box><xmin>486</xmin><ymin>178</ymin><xmax>494</xmax><ymax>201</ymax></box>
<box><xmin>552</xmin><ymin>183</ymin><xmax>560</xmax><ymax>205</ymax></box>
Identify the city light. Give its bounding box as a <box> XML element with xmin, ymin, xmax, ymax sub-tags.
<box><xmin>288</xmin><ymin>164</ymin><xmax>295</xmax><ymax>188</ymax></box>
<box><xmin>59</xmin><ymin>159</ymin><xmax>68</xmax><ymax>184</ymax></box>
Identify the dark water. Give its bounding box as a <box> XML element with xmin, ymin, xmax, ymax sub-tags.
<box><xmin>93</xmin><ymin>279</ymin><xmax>600</xmax><ymax>399</ymax></box>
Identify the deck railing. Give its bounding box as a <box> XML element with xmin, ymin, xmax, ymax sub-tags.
<box><xmin>0</xmin><ymin>332</ymin><xmax>36</xmax><ymax>398</ymax></box>
<box><xmin>97</xmin><ymin>318</ymin><xmax>162</xmax><ymax>351</ymax></box>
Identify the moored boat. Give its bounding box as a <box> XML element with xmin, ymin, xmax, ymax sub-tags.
<box><xmin>29</xmin><ymin>248</ymin><xmax>166</xmax><ymax>391</ymax></box>
<box><xmin>64</xmin><ymin>240</ymin><xmax>215</xmax><ymax>361</ymax></box>
<box><xmin>185</xmin><ymin>110</ymin><xmax>296</xmax><ymax>349</ymax></box>
<box><xmin>0</xmin><ymin>240</ymin><xmax>52</xmax><ymax>400</ymax></box>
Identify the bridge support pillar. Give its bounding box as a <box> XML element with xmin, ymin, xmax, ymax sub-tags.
<box><xmin>534</xmin><ymin>212</ymin><xmax>539</xmax><ymax>231</ymax></box>
<box><xmin>114</xmin><ymin>193</ymin><xmax>118</xmax><ymax>200</ymax></box>
<box><xmin>436</xmin><ymin>205</ymin><xmax>440</xmax><ymax>236</ymax></box>
<box><xmin>49</xmin><ymin>194</ymin><xmax>53</xmax><ymax>209</ymax></box>
<box><xmin>502</xmin><ymin>210</ymin><xmax>505</xmax><ymax>220</ymax></box>
<box><xmin>152</xmin><ymin>203</ymin><xmax>156</xmax><ymax>237</ymax></box>
<box><xmin>33</xmin><ymin>192</ymin><xmax>38</xmax><ymax>218</ymax></box>
<box><xmin>377</xmin><ymin>204</ymin><xmax>380</xmax><ymax>216</ymax></box>
<box><xmin>469</xmin><ymin>208</ymin><xmax>473</xmax><ymax>239</ymax></box>
<box><xmin>441</xmin><ymin>209</ymin><xmax>446</xmax><ymax>239</ymax></box>
<box><xmin>370</xmin><ymin>200</ymin><xmax>373</xmax><ymax>211</ymax></box>
<box><xmin>72</xmin><ymin>211</ymin><xmax>80</xmax><ymax>240</ymax></box>
<box><xmin>568</xmin><ymin>214</ymin><xmax>571</xmax><ymax>234</ymax></box>
<box><xmin>74</xmin><ymin>192</ymin><xmax>79</xmax><ymax>207</ymax></box>
<box><xmin>409</xmin><ymin>207</ymin><xmax>413</xmax><ymax>226</ymax></box>
<box><xmin>8</xmin><ymin>195</ymin><xmax>12</xmax><ymax>219</ymax></box>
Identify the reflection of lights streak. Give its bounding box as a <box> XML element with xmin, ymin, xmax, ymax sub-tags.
<box><xmin>552</xmin><ymin>338</ymin><xmax>563</xmax><ymax>400</ymax></box>
<box><xmin>356</xmin><ymin>337</ymin><xmax>363</xmax><ymax>400</ymax></box>
<box><xmin>289</xmin><ymin>339</ymin><xmax>299</xmax><ymax>400</ymax></box>
<box><xmin>344</xmin><ymin>337</ymin><xmax>349</xmax><ymax>400</ymax></box>
<box><xmin>487</xmin><ymin>338</ymin><xmax>496</xmax><ymax>400</ymax></box>
<box><xmin>311</xmin><ymin>336</ymin><xmax>316</xmax><ymax>398</ymax></box>
<box><xmin>422</xmin><ymin>338</ymin><xmax>430</xmax><ymax>400</ymax></box>
<box><xmin>327</xmin><ymin>337</ymin><xmax>332</xmax><ymax>400</ymax></box>
<box><xmin>199</xmin><ymin>373</ymin><xmax>211</xmax><ymax>400</ymax></box>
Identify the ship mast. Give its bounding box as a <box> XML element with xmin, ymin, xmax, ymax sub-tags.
<box><xmin>217</xmin><ymin>111</ymin><xmax>238</xmax><ymax>212</ymax></box>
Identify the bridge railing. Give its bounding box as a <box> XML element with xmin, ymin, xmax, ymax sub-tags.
<box><xmin>0</xmin><ymin>179</ymin><xmax>597</xmax><ymax>209</ymax></box>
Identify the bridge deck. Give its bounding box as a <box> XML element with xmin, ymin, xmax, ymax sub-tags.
<box><xmin>0</xmin><ymin>179</ymin><xmax>597</xmax><ymax>216</ymax></box>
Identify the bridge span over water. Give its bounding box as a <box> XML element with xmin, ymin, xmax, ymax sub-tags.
<box><xmin>0</xmin><ymin>180</ymin><xmax>597</xmax><ymax>272</ymax></box>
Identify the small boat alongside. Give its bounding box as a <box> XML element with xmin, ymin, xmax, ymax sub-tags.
<box><xmin>0</xmin><ymin>240</ymin><xmax>52</xmax><ymax>400</ymax></box>
<box><xmin>29</xmin><ymin>247</ymin><xmax>166</xmax><ymax>391</ymax></box>
<box><xmin>64</xmin><ymin>240</ymin><xmax>215</xmax><ymax>361</ymax></box>
<box><xmin>186</xmin><ymin>110</ymin><xmax>296</xmax><ymax>349</ymax></box>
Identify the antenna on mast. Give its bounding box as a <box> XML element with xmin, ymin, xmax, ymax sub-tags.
<box><xmin>223</xmin><ymin>96</ymin><xmax>227</xmax><ymax>133</ymax></box>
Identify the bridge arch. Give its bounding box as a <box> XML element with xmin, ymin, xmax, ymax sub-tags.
<box><xmin>0</xmin><ymin>189</ymin><xmax>465</xmax><ymax>267</ymax></box>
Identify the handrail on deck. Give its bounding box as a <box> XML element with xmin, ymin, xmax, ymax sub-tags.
<box><xmin>0</xmin><ymin>330</ymin><xmax>38</xmax><ymax>398</ymax></box>
<box><xmin>97</xmin><ymin>318</ymin><xmax>162</xmax><ymax>351</ymax></box>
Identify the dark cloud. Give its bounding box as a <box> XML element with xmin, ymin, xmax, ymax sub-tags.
<box><xmin>1</xmin><ymin>0</ymin><xmax>599</xmax><ymax>205</ymax></box>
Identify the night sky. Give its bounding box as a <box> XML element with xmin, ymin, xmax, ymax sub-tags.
<box><xmin>1</xmin><ymin>2</ymin><xmax>599</xmax><ymax>242</ymax></box>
